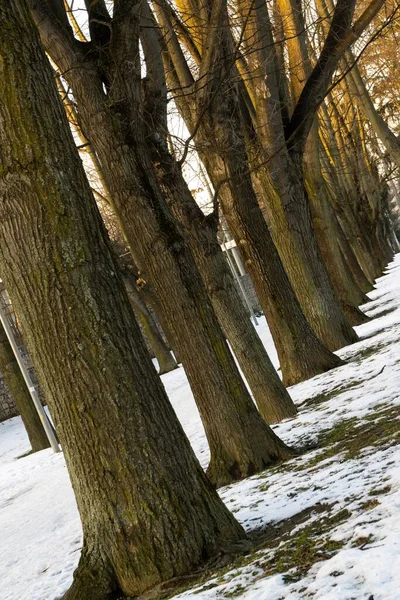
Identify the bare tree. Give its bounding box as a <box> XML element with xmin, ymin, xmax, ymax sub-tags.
<box><xmin>29</xmin><ymin>0</ymin><xmax>293</xmax><ymax>486</ymax></box>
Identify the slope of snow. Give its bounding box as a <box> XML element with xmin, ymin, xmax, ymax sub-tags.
<box><xmin>0</xmin><ymin>255</ymin><xmax>399</xmax><ymax>600</ymax></box>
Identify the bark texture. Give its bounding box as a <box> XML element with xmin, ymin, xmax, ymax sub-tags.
<box><xmin>153</xmin><ymin>150</ymin><xmax>297</xmax><ymax>421</ymax></box>
<box><xmin>0</xmin><ymin>4</ymin><xmax>246</xmax><ymax>598</ymax></box>
<box><xmin>139</xmin><ymin>13</ymin><xmax>297</xmax><ymax>422</ymax></box>
<box><xmin>275</xmin><ymin>0</ymin><xmax>369</xmax><ymax>325</ymax></box>
<box><xmin>233</xmin><ymin>0</ymin><xmax>358</xmax><ymax>350</ymax></box>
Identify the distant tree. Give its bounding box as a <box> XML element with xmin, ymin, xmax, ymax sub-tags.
<box><xmin>0</xmin><ymin>320</ymin><xmax>49</xmax><ymax>452</ymax></box>
<box><xmin>153</xmin><ymin>0</ymin><xmax>345</xmax><ymax>384</ymax></box>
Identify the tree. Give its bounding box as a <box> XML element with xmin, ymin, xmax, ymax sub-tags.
<box><xmin>154</xmin><ymin>0</ymin><xmax>344</xmax><ymax>385</ymax></box>
<box><xmin>138</xmin><ymin>1</ymin><xmax>298</xmax><ymax>422</ymax></box>
<box><xmin>0</xmin><ymin>2</ymin><xmax>246</xmax><ymax>597</ymax></box>
<box><xmin>156</xmin><ymin>0</ymin><xmax>359</xmax><ymax>352</ymax></box>
<box><xmin>232</xmin><ymin>0</ymin><xmax>389</xmax><ymax>346</ymax></box>
<box><xmin>274</xmin><ymin>0</ymin><xmax>370</xmax><ymax>326</ymax></box>
<box><xmin>315</xmin><ymin>0</ymin><xmax>399</xmax><ymax>267</ymax></box>
<box><xmin>30</xmin><ymin>0</ymin><xmax>294</xmax><ymax>485</ymax></box>
<box><xmin>123</xmin><ymin>270</ymin><xmax>179</xmax><ymax>375</ymax></box>
<box><xmin>56</xmin><ymin>71</ymin><xmax>179</xmax><ymax>375</ymax></box>
<box><xmin>0</xmin><ymin>319</ymin><xmax>50</xmax><ymax>452</ymax></box>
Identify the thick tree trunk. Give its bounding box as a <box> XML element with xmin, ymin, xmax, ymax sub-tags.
<box><xmin>303</xmin><ymin>136</ymin><xmax>370</xmax><ymax>325</ymax></box>
<box><xmin>31</xmin><ymin>1</ymin><xmax>293</xmax><ymax>486</ymax></box>
<box><xmin>188</xmin><ymin>105</ymin><xmax>344</xmax><ymax>384</ymax></box>
<box><xmin>154</xmin><ymin>150</ymin><xmax>297</xmax><ymax>422</ymax></box>
<box><xmin>252</xmin><ymin>148</ymin><xmax>359</xmax><ymax>350</ymax></box>
<box><xmin>275</xmin><ymin>0</ymin><xmax>371</xmax><ymax>325</ymax></box>
<box><xmin>140</xmin><ymin>2</ymin><xmax>296</xmax><ymax>420</ymax></box>
<box><xmin>336</xmin><ymin>223</ymin><xmax>375</xmax><ymax>294</ymax></box>
<box><xmin>204</xmin><ymin>149</ymin><xmax>343</xmax><ymax>386</ymax></box>
<box><xmin>0</xmin><ymin>322</ymin><xmax>50</xmax><ymax>452</ymax></box>
<box><xmin>193</xmin><ymin>101</ymin><xmax>343</xmax><ymax>385</ymax></box>
<box><xmin>123</xmin><ymin>273</ymin><xmax>178</xmax><ymax>374</ymax></box>
<box><xmin>0</xmin><ymin>6</ymin><xmax>246</xmax><ymax>598</ymax></box>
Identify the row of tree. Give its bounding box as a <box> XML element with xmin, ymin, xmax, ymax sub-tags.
<box><xmin>0</xmin><ymin>0</ymin><xmax>398</xmax><ymax>598</ymax></box>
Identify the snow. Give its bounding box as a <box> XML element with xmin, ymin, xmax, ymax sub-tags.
<box><xmin>1</xmin><ymin>255</ymin><xmax>400</xmax><ymax>600</ymax></box>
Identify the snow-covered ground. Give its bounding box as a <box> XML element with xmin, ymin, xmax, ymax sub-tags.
<box><xmin>1</xmin><ymin>256</ymin><xmax>400</xmax><ymax>600</ymax></box>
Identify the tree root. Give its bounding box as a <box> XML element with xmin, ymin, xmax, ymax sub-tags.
<box><xmin>207</xmin><ymin>443</ymin><xmax>295</xmax><ymax>488</ymax></box>
<box><xmin>136</xmin><ymin>539</ymin><xmax>252</xmax><ymax>599</ymax></box>
<box><xmin>61</xmin><ymin>554</ymin><xmax>120</xmax><ymax>600</ymax></box>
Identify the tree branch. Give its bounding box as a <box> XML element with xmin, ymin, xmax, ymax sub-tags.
<box><xmin>29</xmin><ymin>0</ymin><xmax>89</xmax><ymax>74</ymax></box>
<box><xmin>286</xmin><ymin>0</ymin><xmax>385</xmax><ymax>156</ymax></box>
<box><xmin>84</xmin><ymin>0</ymin><xmax>111</xmax><ymax>48</ymax></box>
<box><xmin>140</xmin><ymin>0</ymin><xmax>168</xmax><ymax>138</ymax></box>
<box><xmin>152</xmin><ymin>0</ymin><xmax>195</xmax><ymax>90</ymax></box>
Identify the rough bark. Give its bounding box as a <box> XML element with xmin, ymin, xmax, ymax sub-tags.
<box><xmin>275</xmin><ymin>0</ymin><xmax>369</xmax><ymax>325</ymax></box>
<box><xmin>31</xmin><ymin>0</ymin><xmax>293</xmax><ymax>486</ymax></box>
<box><xmin>0</xmin><ymin>5</ymin><xmax>246</xmax><ymax>598</ymax></box>
<box><xmin>193</xmin><ymin>87</ymin><xmax>344</xmax><ymax>385</ymax></box>
<box><xmin>0</xmin><ymin>321</ymin><xmax>50</xmax><ymax>452</ymax></box>
<box><xmin>233</xmin><ymin>0</ymin><xmax>358</xmax><ymax>350</ymax></box>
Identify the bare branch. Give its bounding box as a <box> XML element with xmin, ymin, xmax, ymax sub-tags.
<box><xmin>286</xmin><ymin>0</ymin><xmax>385</xmax><ymax>156</ymax></box>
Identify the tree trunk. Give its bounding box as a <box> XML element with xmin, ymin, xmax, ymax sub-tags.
<box><xmin>203</xmin><ymin>145</ymin><xmax>343</xmax><ymax>386</ymax></box>
<box><xmin>316</xmin><ymin>133</ymin><xmax>375</xmax><ymax>292</ymax></box>
<box><xmin>192</xmin><ymin>125</ymin><xmax>345</xmax><ymax>386</ymax></box>
<box><xmin>0</xmin><ymin>5</ymin><xmax>246</xmax><ymax>598</ymax></box>
<box><xmin>191</xmin><ymin>93</ymin><xmax>343</xmax><ymax>385</ymax></box>
<box><xmin>303</xmin><ymin>136</ymin><xmax>370</xmax><ymax>325</ymax></box>
<box><xmin>0</xmin><ymin>321</ymin><xmax>50</xmax><ymax>452</ymax></box>
<box><xmin>123</xmin><ymin>272</ymin><xmax>178</xmax><ymax>375</ymax></box>
<box><xmin>140</xmin><ymin>0</ymin><xmax>296</xmax><ymax>420</ymax></box>
<box><xmin>151</xmin><ymin>145</ymin><xmax>297</xmax><ymax>422</ymax></box>
<box><xmin>325</xmin><ymin>91</ymin><xmax>385</xmax><ymax>280</ymax></box>
<box><xmin>252</xmin><ymin>146</ymin><xmax>359</xmax><ymax>349</ymax></box>
<box><xmin>273</xmin><ymin>3</ymin><xmax>369</xmax><ymax>324</ymax></box>
<box><xmin>31</xmin><ymin>1</ymin><xmax>293</xmax><ymax>486</ymax></box>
